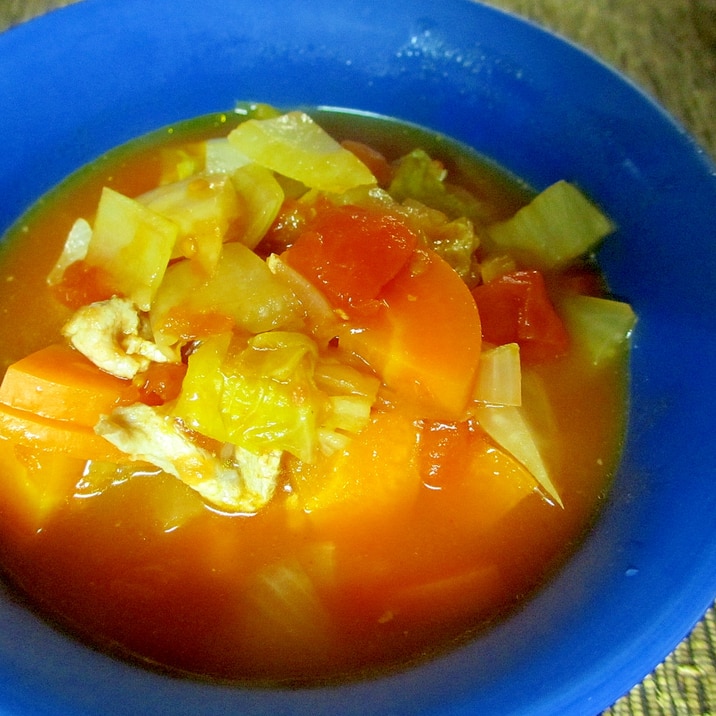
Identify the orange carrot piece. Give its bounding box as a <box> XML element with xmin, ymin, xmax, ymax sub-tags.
<box><xmin>0</xmin><ymin>402</ymin><xmax>129</xmax><ymax>462</ymax></box>
<box><xmin>0</xmin><ymin>440</ymin><xmax>85</xmax><ymax>534</ymax></box>
<box><xmin>287</xmin><ymin>407</ymin><xmax>422</xmax><ymax>539</ymax></box>
<box><xmin>0</xmin><ymin>344</ymin><xmax>140</xmax><ymax>428</ymax></box>
<box><xmin>338</xmin><ymin>249</ymin><xmax>482</xmax><ymax>419</ymax></box>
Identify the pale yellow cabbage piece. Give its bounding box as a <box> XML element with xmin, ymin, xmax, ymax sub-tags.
<box><xmin>560</xmin><ymin>294</ymin><xmax>637</xmax><ymax>366</ymax></box>
<box><xmin>85</xmin><ymin>187</ymin><xmax>178</xmax><ymax>311</ymax></box>
<box><xmin>204</xmin><ymin>137</ymin><xmax>251</xmax><ymax>175</ymax></box>
<box><xmin>240</xmin><ymin>559</ymin><xmax>334</xmax><ymax>667</ymax></box>
<box><xmin>227</xmin><ymin>111</ymin><xmax>376</xmax><ymax>194</ymax></box>
<box><xmin>474</xmin><ymin>404</ymin><xmax>563</xmax><ymax>508</ymax></box>
<box><xmin>487</xmin><ymin>180</ymin><xmax>614</xmax><ymax>270</ymax></box>
<box><xmin>139</xmin><ymin>173</ymin><xmax>240</xmax><ymax>273</ymax></box>
<box><xmin>150</xmin><ymin>242</ymin><xmax>302</xmax><ymax>346</ymax></box>
<box><xmin>229</xmin><ymin>163</ymin><xmax>285</xmax><ymax>249</ymax></box>
<box><xmin>473</xmin><ymin>343</ymin><xmax>522</xmax><ymax>407</ymax></box>
<box><xmin>46</xmin><ymin>217</ymin><xmax>92</xmax><ymax>287</ymax></box>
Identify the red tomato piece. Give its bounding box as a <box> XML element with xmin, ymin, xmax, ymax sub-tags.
<box><xmin>558</xmin><ymin>262</ymin><xmax>606</xmax><ymax>297</ymax></box>
<box><xmin>50</xmin><ymin>259</ymin><xmax>116</xmax><ymax>310</ymax></box>
<box><xmin>471</xmin><ymin>270</ymin><xmax>569</xmax><ymax>363</ymax></box>
<box><xmin>282</xmin><ymin>203</ymin><xmax>418</xmax><ymax>312</ymax></box>
<box><xmin>136</xmin><ymin>362</ymin><xmax>188</xmax><ymax>406</ymax></box>
<box><xmin>340</xmin><ymin>140</ymin><xmax>393</xmax><ymax>187</ymax></box>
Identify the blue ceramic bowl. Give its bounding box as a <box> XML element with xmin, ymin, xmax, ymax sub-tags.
<box><xmin>1</xmin><ymin>1</ymin><xmax>715</xmax><ymax>714</ymax></box>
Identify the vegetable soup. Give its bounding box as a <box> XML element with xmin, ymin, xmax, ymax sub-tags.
<box><xmin>0</xmin><ymin>105</ymin><xmax>634</xmax><ymax>684</ymax></box>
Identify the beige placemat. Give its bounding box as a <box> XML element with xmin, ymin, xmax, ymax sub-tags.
<box><xmin>2</xmin><ymin>1</ymin><xmax>716</xmax><ymax>713</ymax></box>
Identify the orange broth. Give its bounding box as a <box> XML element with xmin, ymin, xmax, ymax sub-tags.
<box><xmin>0</xmin><ymin>109</ymin><xmax>628</xmax><ymax>684</ymax></box>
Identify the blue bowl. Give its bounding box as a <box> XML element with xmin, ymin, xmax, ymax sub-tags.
<box><xmin>1</xmin><ymin>1</ymin><xmax>715</xmax><ymax>714</ymax></box>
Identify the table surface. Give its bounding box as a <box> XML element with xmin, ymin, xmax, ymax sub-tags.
<box><xmin>1</xmin><ymin>1</ymin><xmax>715</xmax><ymax>714</ymax></box>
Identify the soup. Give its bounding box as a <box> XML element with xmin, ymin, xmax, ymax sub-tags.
<box><xmin>0</xmin><ymin>105</ymin><xmax>634</xmax><ymax>684</ymax></box>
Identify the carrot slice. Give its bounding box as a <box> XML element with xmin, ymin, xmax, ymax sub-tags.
<box><xmin>287</xmin><ymin>407</ymin><xmax>422</xmax><ymax>539</ymax></box>
<box><xmin>0</xmin><ymin>441</ymin><xmax>84</xmax><ymax>534</ymax></box>
<box><xmin>338</xmin><ymin>249</ymin><xmax>482</xmax><ymax>419</ymax></box>
<box><xmin>0</xmin><ymin>343</ymin><xmax>140</xmax><ymax>428</ymax></box>
<box><xmin>0</xmin><ymin>402</ymin><xmax>130</xmax><ymax>462</ymax></box>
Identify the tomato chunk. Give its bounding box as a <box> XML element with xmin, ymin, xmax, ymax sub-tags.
<box><xmin>50</xmin><ymin>260</ymin><xmax>116</xmax><ymax>310</ymax></box>
<box><xmin>136</xmin><ymin>362</ymin><xmax>188</xmax><ymax>406</ymax></box>
<box><xmin>341</xmin><ymin>140</ymin><xmax>393</xmax><ymax>186</ymax></box>
<box><xmin>471</xmin><ymin>270</ymin><xmax>569</xmax><ymax>363</ymax></box>
<box><xmin>283</xmin><ymin>203</ymin><xmax>418</xmax><ymax>312</ymax></box>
